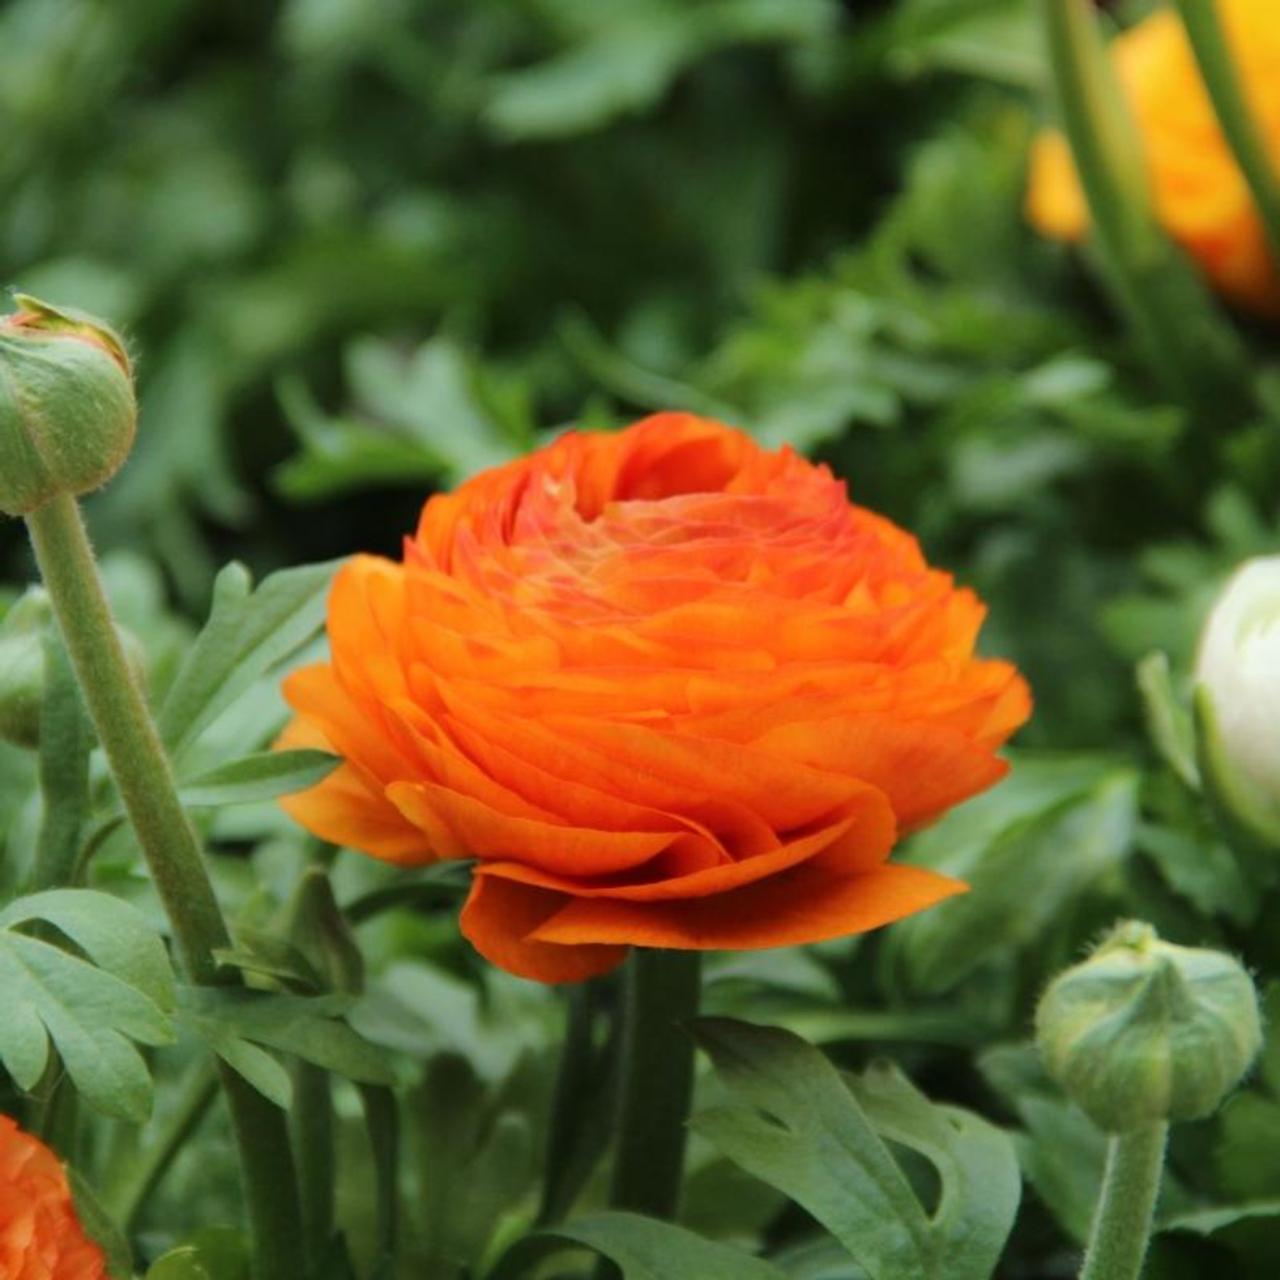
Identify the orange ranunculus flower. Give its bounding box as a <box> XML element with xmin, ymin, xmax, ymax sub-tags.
<box><xmin>0</xmin><ymin>1115</ymin><xmax>107</xmax><ymax>1280</ymax></box>
<box><xmin>1028</xmin><ymin>0</ymin><xmax>1280</xmax><ymax>314</ymax></box>
<box><xmin>281</xmin><ymin>414</ymin><xmax>1031</xmax><ymax>983</ymax></box>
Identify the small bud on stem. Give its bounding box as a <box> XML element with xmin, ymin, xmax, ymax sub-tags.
<box><xmin>0</xmin><ymin>294</ymin><xmax>135</xmax><ymax>517</ymax></box>
<box><xmin>0</xmin><ymin>589</ymin><xmax>54</xmax><ymax>748</ymax></box>
<box><xmin>1036</xmin><ymin>920</ymin><xmax>1260</xmax><ymax>1133</ymax></box>
<box><xmin>1038</xmin><ymin>922</ymin><xmax>1262</xmax><ymax>1280</ymax></box>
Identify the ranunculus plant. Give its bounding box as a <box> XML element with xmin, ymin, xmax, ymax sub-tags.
<box><xmin>1</xmin><ymin>44</ymin><xmax>1274</xmax><ymax>1262</ymax></box>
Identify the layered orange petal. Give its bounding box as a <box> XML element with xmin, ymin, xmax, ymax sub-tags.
<box><xmin>282</xmin><ymin>414</ymin><xmax>1030</xmax><ymax>981</ymax></box>
<box><xmin>0</xmin><ymin>1116</ymin><xmax>107</xmax><ymax>1280</ymax></box>
<box><xmin>531</xmin><ymin>862</ymin><xmax>963</xmax><ymax>952</ymax></box>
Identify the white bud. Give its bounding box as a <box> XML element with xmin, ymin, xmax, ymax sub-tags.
<box><xmin>1195</xmin><ymin>556</ymin><xmax>1280</xmax><ymax>841</ymax></box>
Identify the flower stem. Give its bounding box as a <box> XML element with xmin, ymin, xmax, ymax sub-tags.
<box><xmin>1080</xmin><ymin>1123</ymin><xmax>1168</xmax><ymax>1280</ymax></box>
<box><xmin>539</xmin><ymin>982</ymin><xmax>603</xmax><ymax>1226</ymax></box>
<box><xmin>1173</xmin><ymin>0</ymin><xmax>1280</xmax><ymax>264</ymax></box>
<box><xmin>24</xmin><ymin>492</ymin><xmax>305</xmax><ymax>1280</ymax></box>
<box><xmin>607</xmin><ymin>949</ymin><xmax>702</xmax><ymax>1218</ymax></box>
<box><xmin>1040</xmin><ymin>0</ymin><xmax>1246</xmax><ymax>412</ymax></box>
<box><xmin>292</xmin><ymin>1063</ymin><xmax>335</xmax><ymax>1268</ymax></box>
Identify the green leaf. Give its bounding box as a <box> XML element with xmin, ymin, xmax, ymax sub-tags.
<box><xmin>0</xmin><ymin>891</ymin><xmax>176</xmax><ymax>1120</ymax></box>
<box><xmin>692</xmin><ymin>1018</ymin><xmax>929</xmax><ymax>1279</ymax></box>
<box><xmin>345</xmin><ymin>336</ymin><xmax>526</xmax><ymax>480</ymax></box>
<box><xmin>1163</xmin><ymin>1200</ymin><xmax>1280</xmax><ymax>1237</ymax></box>
<box><xmin>769</xmin><ymin>1236</ymin><xmax>869</xmax><ymax>1280</ymax></box>
<box><xmin>1136</xmin><ymin>651</ymin><xmax>1199</xmax><ymax>788</ymax></box>
<box><xmin>850</xmin><ymin>1061</ymin><xmax>1020</xmax><ymax>1280</ymax></box>
<box><xmin>199</xmin><ymin>1026</ymin><xmax>294</xmax><ymax>1109</ymax></box>
<box><xmin>273</xmin><ymin>372</ymin><xmax>444</xmax><ymax>502</ymax></box>
<box><xmin>1137</xmin><ymin>822</ymin><xmax>1254</xmax><ymax>928</ymax></box>
<box><xmin>213</xmin><ymin>929</ymin><xmax>324</xmax><ymax>992</ymax></box>
<box><xmin>342</xmin><ymin>862</ymin><xmax>471</xmax><ymax>924</ymax></box>
<box><xmin>1215</xmin><ymin>1092</ymin><xmax>1280</xmax><ymax>1202</ymax></box>
<box><xmin>692</xmin><ymin>1018</ymin><xmax>1019</xmax><ymax>1280</ymax></box>
<box><xmin>978</xmin><ymin>1043</ymin><xmax>1106</xmax><ymax>1244</ymax></box>
<box><xmin>157</xmin><ymin>560</ymin><xmax>338</xmax><ymax>759</ymax></box>
<box><xmin>145</xmin><ymin>1228</ymin><xmax>249</xmax><ymax>1280</ymax></box>
<box><xmin>177</xmin><ymin>748</ymin><xmax>338</xmax><ymax>808</ymax></box>
<box><xmin>178</xmin><ymin>986</ymin><xmax>395</xmax><ymax>1086</ymax></box>
<box><xmin>1</xmin><ymin>888</ymin><xmax>176</xmax><ymax>1009</ymax></box>
<box><xmin>489</xmin><ymin>1211</ymin><xmax>789</xmax><ymax>1280</ymax></box>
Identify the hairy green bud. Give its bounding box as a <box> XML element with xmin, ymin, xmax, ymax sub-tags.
<box><xmin>0</xmin><ymin>585</ymin><xmax>146</xmax><ymax>750</ymax></box>
<box><xmin>1036</xmin><ymin>921</ymin><xmax>1261</xmax><ymax>1133</ymax></box>
<box><xmin>284</xmin><ymin>867</ymin><xmax>364</xmax><ymax>995</ymax></box>
<box><xmin>0</xmin><ymin>588</ymin><xmax>55</xmax><ymax>748</ymax></box>
<box><xmin>0</xmin><ymin>294</ymin><xmax>136</xmax><ymax>517</ymax></box>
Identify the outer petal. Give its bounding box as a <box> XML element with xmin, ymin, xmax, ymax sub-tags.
<box><xmin>276</xmin><ymin>719</ymin><xmax>431</xmax><ymax>863</ymax></box>
<box><xmin>459</xmin><ymin>875</ymin><xmax>626</xmax><ymax>983</ymax></box>
<box><xmin>530</xmin><ymin>859</ymin><xmax>964</xmax><ymax>952</ymax></box>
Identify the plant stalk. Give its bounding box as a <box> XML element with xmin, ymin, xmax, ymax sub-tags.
<box><xmin>1080</xmin><ymin>1123</ymin><xmax>1168</xmax><ymax>1280</ymax></box>
<box><xmin>539</xmin><ymin>981</ymin><xmax>602</xmax><ymax>1226</ymax></box>
<box><xmin>1174</xmin><ymin>0</ymin><xmax>1280</xmax><ymax>264</ymax></box>
<box><xmin>293</xmin><ymin>1063</ymin><xmax>335</xmax><ymax>1268</ymax></box>
<box><xmin>607</xmin><ymin>948</ymin><xmax>702</xmax><ymax>1218</ymax></box>
<box><xmin>25</xmin><ymin>492</ymin><xmax>305</xmax><ymax>1280</ymax></box>
<box><xmin>1040</xmin><ymin>0</ymin><xmax>1247</xmax><ymax>412</ymax></box>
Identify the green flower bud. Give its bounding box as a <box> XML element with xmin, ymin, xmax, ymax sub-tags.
<box><xmin>0</xmin><ymin>293</ymin><xmax>136</xmax><ymax>517</ymax></box>
<box><xmin>0</xmin><ymin>588</ymin><xmax>55</xmax><ymax>748</ymax></box>
<box><xmin>1036</xmin><ymin>921</ymin><xmax>1261</xmax><ymax>1133</ymax></box>
<box><xmin>283</xmin><ymin>867</ymin><xmax>364</xmax><ymax>995</ymax></box>
<box><xmin>0</xmin><ymin>586</ymin><xmax>147</xmax><ymax>750</ymax></box>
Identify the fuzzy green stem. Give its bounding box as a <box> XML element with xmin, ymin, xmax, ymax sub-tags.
<box><xmin>608</xmin><ymin>949</ymin><xmax>702</xmax><ymax>1218</ymax></box>
<box><xmin>1080</xmin><ymin>1124</ymin><xmax>1168</xmax><ymax>1280</ymax></box>
<box><xmin>1174</xmin><ymin>0</ymin><xmax>1280</xmax><ymax>264</ymax></box>
<box><xmin>27</xmin><ymin>495</ymin><xmax>228</xmax><ymax>980</ymax></box>
<box><xmin>24</xmin><ymin>492</ymin><xmax>305</xmax><ymax>1280</ymax></box>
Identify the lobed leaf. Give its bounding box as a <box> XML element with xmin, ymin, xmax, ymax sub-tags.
<box><xmin>692</xmin><ymin>1018</ymin><xmax>929</xmax><ymax>1280</ymax></box>
<box><xmin>693</xmin><ymin>1018</ymin><xmax>1019</xmax><ymax>1280</ymax></box>
<box><xmin>0</xmin><ymin>890</ymin><xmax>177</xmax><ymax>1121</ymax></box>
<box><xmin>850</xmin><ymin>1061</ymin><xmax>1020</xmax><ymax>1279</ymax></box>
<box><xmin>157</xmin><ymin>560</ymin><xmax>338</xmax><ymax>760</ymax></box>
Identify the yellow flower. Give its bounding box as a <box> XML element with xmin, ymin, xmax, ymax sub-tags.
<box><xmin>1028</xmin><ymin>0</ymin><xmax>1280</xmax><ymax>314</ymax></box>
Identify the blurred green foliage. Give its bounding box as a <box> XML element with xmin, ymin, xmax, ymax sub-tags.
<box><xmin>4</xmin><ymin>0</ymin><xmax>1280</xmax><ymax>1277</ymax></box>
